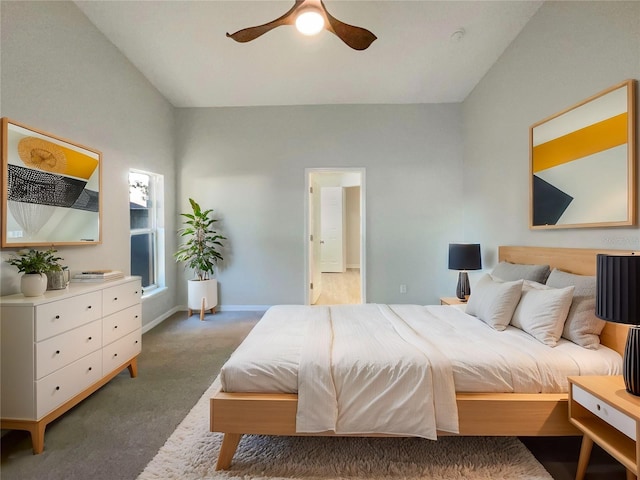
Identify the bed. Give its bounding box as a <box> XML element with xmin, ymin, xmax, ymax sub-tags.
<box><xmin>210</xmin><ymin>246</ymin><xmax>633</xmax><ymax>470</ymax></box>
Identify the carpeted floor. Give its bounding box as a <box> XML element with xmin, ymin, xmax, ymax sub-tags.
<box><xmin>0</xmin><ymin>310</ymin><xmax>628</xmax><ymax>480</ymax></box>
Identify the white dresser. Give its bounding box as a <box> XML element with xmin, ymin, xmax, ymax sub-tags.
<box><xmin>0</xmin><ymin>277</ymin><xmax>142</xmax><ymax>453</ymax></box>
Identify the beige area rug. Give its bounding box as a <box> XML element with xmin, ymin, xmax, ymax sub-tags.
<box><xmin>137</xmin><ymin>378</ymin><xmax>553</xmax><ymax>480</ymax></box>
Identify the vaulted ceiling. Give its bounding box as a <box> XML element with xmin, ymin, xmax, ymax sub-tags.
<box><xmin>75</xmin><ymin>1</ymin><xmax>543</xmax><ymax>107</ymax></box>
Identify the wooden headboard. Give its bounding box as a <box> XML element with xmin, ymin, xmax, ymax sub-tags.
<box><xmin>498</xmin><ymin>246</ymin><xmax>637</xmax><ymax>356</ymax></box>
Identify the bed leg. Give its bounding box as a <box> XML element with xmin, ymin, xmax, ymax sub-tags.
<box><xmin>216</xmin><ymin>433</ymin><xmax>242</xmax><ymax>470</ymax></box>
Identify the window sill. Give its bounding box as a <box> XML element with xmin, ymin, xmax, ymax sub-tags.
<box><xmin>141</xmin><ymin>286</ymin><xmax>168</xmax><ymax>301</ymax></box>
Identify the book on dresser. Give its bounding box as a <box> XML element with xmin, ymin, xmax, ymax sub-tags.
<box><xmin>72</xmin><ymin>270</ymin><xmax>125</xmax><ymax>282</ymax></box>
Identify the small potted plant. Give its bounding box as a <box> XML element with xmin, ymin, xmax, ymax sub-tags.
<box><xmin>6</xmin><ymin>248</ymin><xmax>63</xmax><ymax>296</ymax></box>
<box><xmin>174</xmin><ymin>198</ymin><xmax>226</xmax><ymax>319</ymax></box>
<box><xmin>44</xmin><ymin>251</ymin><xmax>69</xmax><ymax>290</ymax></box>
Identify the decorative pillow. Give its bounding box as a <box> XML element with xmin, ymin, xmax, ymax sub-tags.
<box><xmin>466</xmin><ymin>274</ymin><xmax>524</xmax><ymax>331</ymax></box>
<box><xmin>491</xmin><ymin>262</ymin><xmax>551</xmax><ymax>284</ymax></box>
<box><xmin>510</xmin><ymin>280</ymin><xmax>575</xmax><ymax>347</ymax></box>
<box><xmin>546</xmin><ymin>268</ymin><xmax>605</xmax><ymax>349</ymax></box>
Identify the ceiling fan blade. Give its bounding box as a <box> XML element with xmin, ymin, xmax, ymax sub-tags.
<box><xmin>226</xmin><ymin>1</ymin><xmax>303</xmax><ymax>43</ymax></box>
<box><xmin>321</xmin><ymin>1</ymin><xmax>377</xmax><ymax>51</ymax></box>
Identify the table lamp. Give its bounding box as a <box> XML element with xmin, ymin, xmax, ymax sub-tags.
<box><xmin>448</xmin><ymin>243</ymin><xmax>482</xmax><ymax>302</ymax></box>
<box><xmin>595</xmin><ymin>253</ymin><xmax>640</xmax><ymax>396</ymax></box>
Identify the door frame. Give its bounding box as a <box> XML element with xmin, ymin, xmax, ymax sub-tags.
<box><xmin>304</xmin><ymin>167</ymin><xmax>366</xmax><ymax>305</ymax></box>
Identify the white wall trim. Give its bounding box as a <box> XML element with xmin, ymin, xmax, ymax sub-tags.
<box><xmin>175</xmin><ymin>304</ymin><xmax>272</xmax><ymax>313</ymax></box>
<box><xmin>142</xmin><ymin>306</ymin><xmax>180</xmax><ymax>333</ymax></box>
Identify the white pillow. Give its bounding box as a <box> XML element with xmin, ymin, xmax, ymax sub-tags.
<box><xmin>510</xmin><ymin>280</ymin><xmax>575</xmax><ymax>347</ymax></box>
<box><xmin>545</xmin><ymin>268</ymin><xmax>604</xmax><ymax>349</ymax></box>
<box><xmin>466</xmin><ymin>274</ymin><xmax>523</xmax><ymax>331</ymax></box>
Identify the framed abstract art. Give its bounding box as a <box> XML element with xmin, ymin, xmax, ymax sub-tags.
<box><xmin>530</xmin><ymin>79</ymin><xmax>636</xmax><ymax>229</ymax></box>
<box><xmin>1</xmin><ymin>118</ymin><xmax>102</xmax><ymax>246</ymax></box>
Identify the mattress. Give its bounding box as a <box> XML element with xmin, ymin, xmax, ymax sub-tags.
<box><xmin>220</xmin><ymin>303</ymin><xmax>622</xmax><ymax>395</ymax></box>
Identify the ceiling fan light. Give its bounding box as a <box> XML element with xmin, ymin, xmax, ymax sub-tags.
<box><xmin>295</xmin><ymin>10</ymin><xmax>324</xmax><ymax>36</ymax></box>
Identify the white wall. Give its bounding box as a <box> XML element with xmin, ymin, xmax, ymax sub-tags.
<box><xmin>175</xmin><ymin>104</ymin><xmax>464</xmax><ymax>306</ymax></box>
<box><xmin>462</xmin><ymin>0</ymin><xmax>640</xmax><ymax>280</ymax></box>
<box><xmin>0</xmin><ymin>1</ymin><xmax>178</xmax><ymax>328</ymax></box>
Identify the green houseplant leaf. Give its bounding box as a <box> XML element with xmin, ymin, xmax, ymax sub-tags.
<box><xmin>174</xmin><ymin>198</ymin><xmax>226</xmax><ymax>281</ymax></box>
<box><xmin>6</xmin><ymin>248</ymin><xmax>64</xmax><ymax>274</ymax></box>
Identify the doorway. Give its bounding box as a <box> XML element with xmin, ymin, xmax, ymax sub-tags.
<box><xmin>305</xmin><ymin>168</ymin><xmax>365</xmax><ymax>305</ymax></box>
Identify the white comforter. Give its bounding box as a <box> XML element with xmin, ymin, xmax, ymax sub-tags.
<box><xmin>295</xmin><ymin>304</ymin><xmax>458</xmax><ymax>439</ymax></box>
<box><xmin>220</xmin><ymin>304</ymin><xmax>622</xmax><ymax>439</ymax></box>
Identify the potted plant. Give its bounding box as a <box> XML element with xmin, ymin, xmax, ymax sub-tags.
<box><xmin>44</xmin><ymin>253</ymin><xmax>69</xmax><ymax>291</ymax></box>
<box><xmin>174</xmin><ymin>198</ymin><xmax>226</xmax><ymax>319</ymax></box>
<box><xmin>6</xmin><ymin>248</ymin><xmax>64</xmax><ymax>296</ymax></box>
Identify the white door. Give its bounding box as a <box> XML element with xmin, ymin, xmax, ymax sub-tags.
<box><xmin>320</xmin><ymin>186</ymin><xmax>345</xmax><ymax>273</ymax></box>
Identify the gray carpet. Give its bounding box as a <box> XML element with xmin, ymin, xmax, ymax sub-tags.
<box><xmin>0</xmin><ymin>311</ymin><xmax>627</xmax><ymax>480</ymax></box>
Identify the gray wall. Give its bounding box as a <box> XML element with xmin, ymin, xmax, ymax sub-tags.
<box><xmin>175</xmin><ymin>104</ymin><xmax>464</xmax><ymax>306</ymax></box>
<box><xmin>0</xmin><ymin>1</ymin><xmax>178</xmax><ymax>328</ymax></box>
<box><xmin>3</xmin><ymin>0</ymin><xmax>638</xmax><ymax>316</ymax></box>
<box><xmin>463</xmin><ymin>0</ymin><xmax>640</xmax><ymax>280</ymax></box>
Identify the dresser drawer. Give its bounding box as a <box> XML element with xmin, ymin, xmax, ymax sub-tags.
<box><xmin>103</xmin><ymin>329</ymin><xmax>141</xmax><ymax>374</ymax></box>
<box><xmin>103</xmin><ymin>304</ymin><xmax>141</xmax><ymax>345</ymax></box>
<box><xmin>35</xmin><ymin>320</ymin><xmax>102</xmax><ymax>380</ymax></box>
<box><xmin>102</xmin><ymin>281</ymin><xmax>142</xmax><ymax>317</ymax></box>
<box><xmin>35</xmin><ymin>291</ymin><xmax>102</xmax><ymax>341</ymax></box>
<box><xmin>35</xmin><ymin>350</ymin><xmax>102</xmax><ymax>419</ymax></box>
<box><xmin>572</xmin><ymin>384</ymin><xmax>636</xmax><ymax>440</ymax></box>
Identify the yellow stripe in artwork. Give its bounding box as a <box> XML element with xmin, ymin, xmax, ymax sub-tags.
<box><xmin>533</xmin><ymin>113</ymin><xmax>627</xmax><ymax>173</ymax></box>
<box><xmin>17</xmin><ymin>136</ymin><xmax>99</xmax><ymax>179</ymax></box>
<box><xmin>57</xmin><ymin>144</ymin><xmax>99</xmax><ymax>180</ymax></box>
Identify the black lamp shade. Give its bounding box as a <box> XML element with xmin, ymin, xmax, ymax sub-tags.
<box><xmin>596</xmin><ymin>254</ymin><xmax>640</xmax><ymax>325</ymax></box>
<box><xmin>448</xmin><ymin>244</ymin><xmax>482</xmax><ymax>271</ymax></box>
<box><xmin>596</xmin><ymin>254</ymin><xmax>640</xmax><ymax>396</ymax></box>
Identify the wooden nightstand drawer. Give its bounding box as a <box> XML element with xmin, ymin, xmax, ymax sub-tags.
<box><xmin>569</xmin><ymin>375</ymin><xmax>640</xmax><ymax>480</ymax></box>
<box><xmin>572</xmin><ymin>384</ymin><xmax>636</xmax><ymax>440</ymax></box>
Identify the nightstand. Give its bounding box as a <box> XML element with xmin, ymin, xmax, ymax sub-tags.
<box><xmin>440</xmin><ymin>297</ymin><xmax>467</xmax><ymax>305</ymax></box>
<box><xmin>568</xmin><ymin>375</ymin><xmax>640</xmax><ymax>480</ymax></box>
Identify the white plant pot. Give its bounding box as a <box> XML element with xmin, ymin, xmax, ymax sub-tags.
<box><xmin>21</xmin><ymin>273</ymin><xmax>48</xmax><ymax>297</ymax></box>
<box><xmin>187</xmin><ymin>278</ymin><xmax>218</xmax><ymax>315</ymax></box>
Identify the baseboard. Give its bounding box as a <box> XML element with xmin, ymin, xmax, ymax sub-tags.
<box><xmin>346</xmin><ymin>264</ymin><xmax>361</xmax><ymax>269</ymax></box>
<box><xmin>142</xmin><ymin>306</ymin><xmax>181</xmax><ymax>334</ymax></box>
<box><xmin>176</xmin><ymin>304</ymin><xmax>272</xmax><ymax>313</ymax></box>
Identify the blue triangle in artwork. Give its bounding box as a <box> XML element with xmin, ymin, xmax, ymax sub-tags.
<box><xmin>532</xmin><ymin>175</ymin><xmax>573</xmax><ymax>226</ymax></box>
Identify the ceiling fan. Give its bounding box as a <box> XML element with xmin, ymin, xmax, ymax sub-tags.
<box><xmin>226</xmin><ymin>0</ymin><xmax>377</xmax><ymax>51</ymax></box>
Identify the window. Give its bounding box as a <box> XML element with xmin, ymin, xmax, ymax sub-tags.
<box><xmin>129</xmin><ymin>170</ymin><xmax>164</xmax><ymax>293</ymax></box>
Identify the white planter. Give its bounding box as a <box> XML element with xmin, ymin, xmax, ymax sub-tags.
<box><xmin>187</xmin><ymin>279</ymin><xmax>218</xmax><ymax>320</ymax></box>
<box><xmin>21</xmin><ymin>273</ymin><xmax>48</xmax><ymax>297</ymax></box>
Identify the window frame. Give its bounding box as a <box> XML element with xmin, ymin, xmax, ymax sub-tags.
<box><xmin>129</xmin><ymin>169</ymin><xmax>164</xmax><ymax>294</ymax></box>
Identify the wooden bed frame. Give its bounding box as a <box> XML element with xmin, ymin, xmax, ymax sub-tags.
<box><xmin>210</xmin><ymin>246</ymin><xmax>635</xmax><ymax>470</ymax></box>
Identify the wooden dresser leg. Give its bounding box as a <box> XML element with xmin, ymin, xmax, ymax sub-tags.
<box><xmin>29</xmin><ymin>421</ymin><xmax>46</xmax><ymax>454</ymax></box>
<box><xmin>575</xmin><ymin>435</ymin><xmax>593</xmax><ymax>480</ymax></box>
<box><xmin>625</xmin><ymin>469</ymin><xmax>637</xmax><ymax>480</ymax></box>
<box><xmin>188</xmin><ymin>308</ymin><xmax>193</xmax><ymax>317</ymax></box>
<box><xmin>216</xmin><ymin>433</ymin><xmax>242</xmax><ymax>470</ymax></box>
<box><xmin>127</xmin><ymin>358</ymin><xmax>138</xmax><ymax>378</ymax></box>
